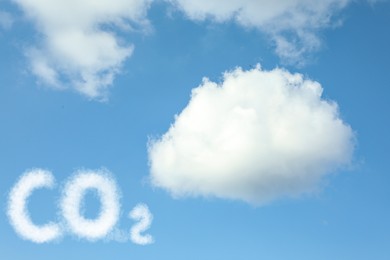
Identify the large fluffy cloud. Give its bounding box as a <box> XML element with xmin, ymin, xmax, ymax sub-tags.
<box><xmin>148</xmin><ymin>65</ymin><xmax>355</xmax><ymax>205</ymax></box>
<box><xmin>12</xmin><ymin>0</ymin><xmax>151</xmax><ymax>100</ymax></box>
<box><xmin>169</xmin><ymin>0</ymin><xmax>350</xmax><ymax>64</ymax></box>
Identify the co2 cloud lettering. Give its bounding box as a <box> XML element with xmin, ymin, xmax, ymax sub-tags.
<box><xmin>7</xmin><ymin>168</ymin><xmax>154</xmax><ymax>245</ymax></box>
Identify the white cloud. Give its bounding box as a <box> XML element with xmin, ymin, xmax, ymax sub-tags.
<box><xmin>129</xmin><ymin>203</ymin><xmax>154</xmax><ymax>245</ymax></box>
<box><xmin>12</xmin><ymin>0</ymin><xmax>151</xmax><ymax>100</ymax></box>
<box><xmin>104</xmin><ymin>228</ymin><xmax>132</xmax><ymax>243</ymax></box>
<box><xmin>148</xmin><ymin>65</ymin><xmax>355</xmax><ymax>205</ymax></box>
<box><xmin>60</xmin><ymin>169</ymin><xmax>120</xmax><ymax>240</ymax></box>
<box><xmin>169</xmin><ymin>0</ymin><xmax>350</xmax><ymax>64</ymax></box>
<box><xmin>0</xmin><ymin>11</ymin><xmax>13</xmax><ymax>30</ymax></box>
<box><xmin>7</xmin><ymin>169</ymin><xmax>62</xmax><ymax>243</ymax></box>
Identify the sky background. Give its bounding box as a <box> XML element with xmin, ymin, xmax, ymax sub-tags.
<box><xmin>1</xmin><ymin>0</ymin><xmax>390</xmax><ymax>259</ymax></box>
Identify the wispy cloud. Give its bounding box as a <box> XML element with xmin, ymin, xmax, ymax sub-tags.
<box><xmin>104</xmin><ymin>228</ymin><xmax>132</xmax><ymax>243</ymax></box>
<box><xmin>168</xmin><ymin>0</ymin><xmax>350</xmax><ymax>65</ymax></box>
<box><xmin>12</xmin><ymin>0</ymin><xmax>151</xmax><ymax>100</ymax></box>
<box><xmin>7</xmin><ymin>169</ymin><xmax>62</xmax><ymax>243</ymax></box>
<box><xmin>0</xmin><ymin>11</ymin><xmax>13</xmax><ymax>30</ymax></box>
<box><xmin>148</xmin><ymin>65</ymin><xmax>355</xmax><ymax>205</ymax></box>
<box><xmin>60</xmin><ymin>169</ymin><xmax>120</xmax><ymax>240</ymax></box>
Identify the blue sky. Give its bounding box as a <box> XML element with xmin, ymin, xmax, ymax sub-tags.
<box><xmin>0</xmin><ymin>0</ymin><xmax>390</xmax><ymax>259</ymax></box>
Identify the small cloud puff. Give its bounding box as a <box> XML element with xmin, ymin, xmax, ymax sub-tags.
<box><xmin>12</xmin><ymin>0</ymin><xmax>151</xmax><ymax>100</ymax></box>
<box><xmin>148</xmin><ymin>65</ymin><xmax>355</xmax><ymax>205</ymax></box>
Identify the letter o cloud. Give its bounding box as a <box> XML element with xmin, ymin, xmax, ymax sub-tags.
<box><xmin>7</xmin><ymin>169</ymin><xmax>62</xmax><ymax>243</ymax></box>
<box><xmin>60</xmin><ymin>169</ymin><xmax>120</xmax><ymax>240</ymax></box>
